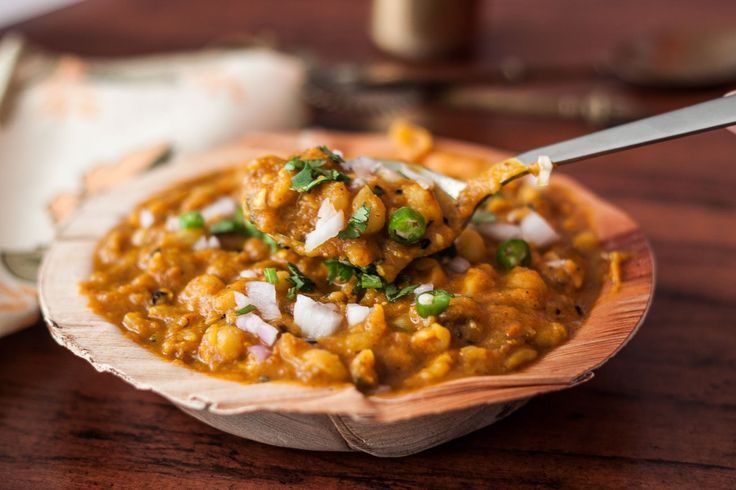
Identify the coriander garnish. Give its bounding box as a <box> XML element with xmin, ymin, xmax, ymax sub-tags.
<box><xmin>384</xmin><ymin>283</ymin><xmax>419</xmax><ymax>302</ymax></box>
<box><xmin>235</xmin><ymin>305</ymin><xmax>257</xmax><ymax>315</ymax></box>
<box><xmin>285</xmin><ymin>157</ymin><xmax>349</xmax><ymax>193</ymax></box>
<box><xmin>324</xmin><ymin>260</ymin><xmax>355</xmax><ymax>284</ymax></box>
<box><xmin>338</xmin><ymin>205</ymin><xmax>370</xmax><ymax>239</ymax></box>
<box><xmin>286</xmin><ymin>263</ymin><xmax>315</xmax><ymax>299</ymax></box>
<box><xmin>263</xmin><ymin>267</ymin><xmax>279</xmax><ymax>285</ymax></box>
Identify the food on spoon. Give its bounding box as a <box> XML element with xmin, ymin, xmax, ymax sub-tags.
<box><xmin>241</xmin><ymin>145</ymin><xmax>533</xmax><ymax>282</ymax></box>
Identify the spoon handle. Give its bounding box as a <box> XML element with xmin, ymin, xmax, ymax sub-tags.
<box><xmin>514</xmin><ymin>95</ymin><xmax>736</xmax><ymax>165</ymax></box>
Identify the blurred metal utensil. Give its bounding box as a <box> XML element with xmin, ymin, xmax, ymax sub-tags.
<box><xmin>380</xmin><ymin>94</ymin><xmax>736</xmax><ymax>204</ymax></box>
<box><xmin>317</xmin><ymin>28</ymin><xmax>736</xmax><ymax>91</ymax></box>
<box><xmin>437</xmin><ymin>86</ymin><xmax>648</xmax><ymax>125</ymax></box>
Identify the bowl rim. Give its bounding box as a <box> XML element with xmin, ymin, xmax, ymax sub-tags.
<box><xmin>39</xmin><ymin>130</ymin><xmax>655</xmax><ymax>423</ymax></box>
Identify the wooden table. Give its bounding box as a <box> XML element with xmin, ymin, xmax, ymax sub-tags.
<box><xmin>1</xmin><ymin>1</ymin><xmax>734</xmax><ymax>487</ymax></box>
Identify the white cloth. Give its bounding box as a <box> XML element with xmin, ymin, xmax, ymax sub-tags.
<box><xmin>0</xmin><ymin>46</ymin><xmax>306</xmax><ymax>337</ymax></box>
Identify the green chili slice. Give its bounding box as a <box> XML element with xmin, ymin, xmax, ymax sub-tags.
<box><xmin>496</xmin><ymin>238</ymin><xmax>532</xmax><ymax>269</ymax></box>
<box><xmin>415</xmin><ymin>290</ymin><xmax>452</xmax><ymax>318</ymax></box>
<box><xmin>388</xmin><ymin>207</ymin><xmax>426</xmax><ymax>245</ymax></box>
<box><xmin>179</xmin><ymin>211</ymin><xmax>205</xmax><ymax>229</ymax></box>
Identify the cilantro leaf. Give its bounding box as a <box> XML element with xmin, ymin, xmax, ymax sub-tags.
<box><xmin>285</xmin><ymin>158</ymin><xmax>327</xmax><ymax>171</ymax></box>
<box><xmin>324</xmin><ymin>260</ymin><xmax>355</xmax><ymax>284</ymax></box>
<box><xmin>285</xmin><ymin>158</ymin><xmax>349</xmax><ymax>193</ymax></box>
<box><xmin>235</xmin><ymin>305</ymin><xmax>257</xmax><ymax>315</ymax></box>
<box><xmin>264</xmin><ymin>268</ymin><xmax>279</xmax><ymax>285</ymax></box>
<box><xmin>286</xmin><ymin>262</ymin><xmax>315</xmax><ymax>299</ymax></box>
<box><xmin>359</xmin><ymin>273</ymin><xmax>383</xmax><ymax>290</ymax></box>
<box><xmin>318</xmin><ymin>145</ymin><xmax>344</xmax><ymax>163</ymax></box>
<box><xmin>385</xmin><ymin>284</ymin><xmax>419</xmax><ymax>302</ymax></box>
<box><xmin>209</xmin><ymin>218</ymin><xmax>245</xmax><ymax>235</ymax></box>
<box><xmin>338</xmin><ymin>205</ymin><xmax>370</xmax><ymax>239</ymax></box>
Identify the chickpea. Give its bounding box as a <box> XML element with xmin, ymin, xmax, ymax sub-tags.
<box><xmin>461</xmin><ymin>266</ymin><xmax>496</xmax><ymax>296</ymax></box>
<box><xmin>534</xmin><ymin>321</ymin><xmax>568</xmax><ymax>348</ymax></box>
<box><xmin>459</xmin><ymin>345</ymin><xmax>492</xmax><ymax>374</ymax></box>
<box><xmin>122</xmin><ymin>312</ymin><xmax>161</xmax><ymax>338</ymax></box>
<box><xmin>406</xmin><ymin>352</ymin><xmax>454</xmax><ymax>386</ymax></box>
<box><xmin>350</xmin><ymin>349</ymin><xmax>378</xmax><ymax>388</ymax></box>
<box><xmin>267</xmin><ymin>168</ymin><xmax>297</xmax><ymax>208</ymax></box>
<box><xmin>402</xmin><ymin>184</ymin><xmax>442</xmax><ymax>223</ymax></box>
<box><xmin>411</xmin><ymin>323</ymin><xmax>452</xmax><ymax>354</ymax></box>
<box><xmin>322</xmin><ymin>181</ymin><xmax>351</xmax><ymax>215</ymax></box>
<box><xmin>351</xmin><ymin>186</ymin><xmax>386</xmax><ymax>234</ymax></box>
<box><xmin>504</xmin><ymin>347</ymin><xmax>538</xmax><ymax>371</ymax></box>
<box><xmin>179</xmin><ymin>274</ymin><xmax>226</xmax><ymax>316</ymax></box>
<box><xmin>455</xmin><ymin>228</ymin><xmax>486</xmax><ymax>263</ymax></box>
<box><xmin>344</xmin><ymin>240</ymin><xmax>378</xmax><ymax>268</ymax></box>
<box><xmin>198</xmin><ymin>323</ymin><xmax>245</xmax><ymax>367</ymax></box>
<box><xmin>298</xmin><ymin>349</ymin><xmax>349</xmax><ymax>383</ymax></box>
<box><xmin>505</xmin><ymin>268</ymin><xmax>547</xmax><ymax>293</ymax></box>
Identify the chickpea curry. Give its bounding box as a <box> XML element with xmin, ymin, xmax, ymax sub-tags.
<box><xmin>81</xmin><ymin>131</ymin><xmax>611</xmax><ymax>394</ymax></box>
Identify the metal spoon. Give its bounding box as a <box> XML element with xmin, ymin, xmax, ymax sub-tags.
<box><xmin>380</xmin><ymin>95</ymin><xmax>736</xmax><ymax>218</ymax></box>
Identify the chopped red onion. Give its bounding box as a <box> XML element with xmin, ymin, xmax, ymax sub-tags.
<box><xmin>236</xmin><ymin>313</ymin><xmax>279</xmax><ymax>346</ymax></box>
<box><xmin>245</xmin><ymin>281</ymin><xmax>281</xmax><ymax>320</ymax></box>
<box><xmin>447</xmin><ymin>256</ymin><xmax>471</xmax><ymax>273</ymax></box>
<box><xmin>247</xmin><ymin>344</ymin><xmax>271</xmax><ymax>362</ymax></box>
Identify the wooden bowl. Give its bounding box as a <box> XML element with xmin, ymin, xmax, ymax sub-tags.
<box><xmin>39</xmin><ymin>131</ymin><xmax>654</xmax><ymax>457</ymax></box>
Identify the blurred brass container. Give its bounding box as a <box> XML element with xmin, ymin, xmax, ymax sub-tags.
<box><xmin>371</xmin><ymin>0</ymin><xmax>478</xmax><ymax>60</ymax></box>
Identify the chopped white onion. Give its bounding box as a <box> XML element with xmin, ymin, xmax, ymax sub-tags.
<box><xmin>476</xmin><ymin>223</ymin><xmax>522</xmax><ymax>242</ymax></box>
<box><xmin>139</xmin><ymin>209</ymin><xmax>155</xmax><ymax>228</ymax></box>
<box><xmin>245</xmin><ymin>281</ymin><xmax>281</xmax><ymax>320</ymax></box>
<box><xmin>304</xmin><ymin>199</ymin><xmax>345</xmax><ymax>252</ymax></box>
<box><xmin>293</xmin><ymin>294</ymin><xmax>343</xmax><ymax>339</ymax></box>
<box><xmin>236</xmin><ymin>313</ymin><xmax>279</xmax><ymax>346</ymax></box>
<box><xmin>398</xmin><ymin>166</ymin><xmax>434</xmax><ymax>190</ymax></box>
<box><xmin>545</xmin><ymin>259</ymin><xmax>568</xmax><ymax>268</ymax></box>
<box><xmin>342</xmin><ymin>156</ymin><xmax>380</xmax><ymax>179</ymax></box>
<box><xmin>447</xmin><ymin>256</ymin><xmax>471</xmax><ymax>273</ymax></box>
<box><xmin>520</xmin><ymin>210</ymin><xmax>559</xmax><ymax>247</ymax></box>
<box><xmin>417</xmin><ymin>293</ymin><xmax>434</xmax><ymax>306</ymax></box>
<box><xmin>193</xmin><ymin>235</ymin><xmax>220</xmax><ymax>251</ymax></box>
<box><xmin>332</xmin><ymin>148</ymin><xmax>344</xmax><ymax>158</ymax></box>
<box><xmin>414</xmin><ymin>283</ymin><xmax>434</xmax><ymax>296</ymax></box>
<box><xmin>192</xmin><ymin>236</ymin><xmax>208</xmax><ymax>251</ymax></box>
<box><xmin>506</xmin><ymin>208</ymin><xmax>528</xmax><ymax>223</ymax></box>
<box><xmin>165</xmin><ymin>216</ymin><xmax>179</xmax><ymax>231</ymax></box>
<box><xmin>239</xmin><ymin>269</ymin><xmax>258</xmax><ymax>278</ymax></box>
<box><xmin>247</xmin><ymin>344</ymin><xmax>271</xmax><ymax>362</ymax></box>
<box><xmin>346</xmin><ymin>303</ymin><xmax>370</xmax><ymax>326</ymax></box>
<box><xmin>200</xmin><ymin>197</ymin><xmax>237</xmax><ymax>221</ymax></box>
<box><xmin>534</xmin><ymin>155</ymin><xmax>553</xmax><ymax>187</ymax></box>
<box><xmin>233</xmin><ymin>291</ymin><xmax>248</xmax><ymax>308</ymax></box>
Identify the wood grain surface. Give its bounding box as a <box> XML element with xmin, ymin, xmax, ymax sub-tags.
<box><xmin>1</xmin><ymin>0</ymin><xmax>735</xmax><ymax>487</ymax></box>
